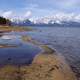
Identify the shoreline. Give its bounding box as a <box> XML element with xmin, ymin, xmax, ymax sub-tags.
<box><xmin>0</xmin><ymin>27</ymin><xmax>77</xmax><ymax>80</ymax></box>
<box><xmin>0</xmin><ymin>43</ymin><xmax>76</xmax><ymax>80</ymax></box>
<box><xmin>21</xmin><ymin>36</ymin><xmax>77</xmax><ymax>80</ymax></box>
<box><xmin>0</xmin><ymin>26</ymin><xmax>32</xmax><ymax>32</ymax></box>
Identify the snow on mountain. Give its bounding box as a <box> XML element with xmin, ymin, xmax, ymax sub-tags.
<box><xmin>32</xmin><ymin>13</ymin><xmax>80</xmax><ymax>24</ymax></box>
<box><xmin>11</xmin><ymin>13</ymin><xmax>80</xmax><ymax>25</ymax></box>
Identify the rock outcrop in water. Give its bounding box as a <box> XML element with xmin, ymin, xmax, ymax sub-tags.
<box><xmin>0</xmin><ymin>35</ymin><xmax>77</xmax><ymax>80</ymax></box>
<box><xmin>21</xmin><ymin>36</ymin><xmax>77</xmax><ymax>80</ymax></box>
<box><xmin>21</xmin><ymin>46</ymin><xmax>76</xmax><ymax>80</ymax></box>
<box><xmin>0</xmin><ymin>45</ymin><xmax>77</xmax><ymax>80</ymax></box>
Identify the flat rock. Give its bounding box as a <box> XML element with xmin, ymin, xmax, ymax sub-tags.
<box><xmin>21</xmin><ymin>50</ymin><xmax>77</xmax><ymax>80</ymax></box>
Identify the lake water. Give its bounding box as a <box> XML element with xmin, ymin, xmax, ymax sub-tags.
<box><xmin>26</xmin><ymin>26</ymin><xmax>80</xmax><ymax>78</ymax></box>
<box><xmin>0</xmin><ymin>34</ymin><xmax>41</xmax><ymax>65</ymax></box>
<box><xmin>0</xmin><ymin>26</ymin><xmax>80</xmax><ymax>78</ymax></box>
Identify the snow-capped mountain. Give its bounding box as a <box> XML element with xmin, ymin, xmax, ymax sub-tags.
<box><xmin>32</xmin><ymin>13</ymin><xmax>80</xmax><ymax>24</ymax></box>
<box><xmin>11</xmin><ymin>13</ymin><xmax>80</xmax><ymax>26</ymax></box>
<box><xmin>11</xmin><ymin>18</ymin><xmax>32</xmax><ymax>26</ymax></box>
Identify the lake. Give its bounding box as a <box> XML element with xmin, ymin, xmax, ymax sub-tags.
<box><xmin>0</xmin><ymin>26</ymin><xmax>80</xmax><ymax>78</ymax></box>
<box><xmin>0</xmin><ymin>34</ymin><xmax>41</xmax><ymax>65</ymax></box>
<box><xmin>26</xmin><ymin>26</ymin><xmax>80</xmax><ymax>77</ymax></box>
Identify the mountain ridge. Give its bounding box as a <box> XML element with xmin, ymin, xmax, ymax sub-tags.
<box><xmin>11</xmin><ymin>13</ymin><xmax>80</xmax><ymax>26</ymax></box>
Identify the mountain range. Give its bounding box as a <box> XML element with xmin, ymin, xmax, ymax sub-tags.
<box><xmin>11</xmin><ymin>13</ymin><xmax>80</xmax><ymax>26</ymax></box>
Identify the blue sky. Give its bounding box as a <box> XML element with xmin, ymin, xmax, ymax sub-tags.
<box><xmin>0</xmin><ymin>0</ymin><xmax>80</xmax><ymax>19</ymax></box>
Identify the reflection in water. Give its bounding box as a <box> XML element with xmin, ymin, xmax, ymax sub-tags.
<box><xmin>1</xmin><ymin>35</ymin><xmax>16</xmax><ymax>40</ymax></box>
<box><xmin>0</xmin><ymin>44</ymin><xmax>19</xmax><ymax>48</ymax></box>
<box><xmin>0</xmin><ymin>34</ymin><xmax>41</xmax><ymax>65</ymax></box>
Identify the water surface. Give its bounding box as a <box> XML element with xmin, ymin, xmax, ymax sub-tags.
<box><xmin>0</xmin><ymin>34</ymin><xmax>41</xmax><ymax>65</ymax></box>
<box><xmin>0</xmin><ymin>26</ymin><xmax>80</xmax><ymax>78</ymax></box>
<box><xmin>26</xmin><ymin>26</ymin><xmax>80</xmax><ymax>78</ymax></box>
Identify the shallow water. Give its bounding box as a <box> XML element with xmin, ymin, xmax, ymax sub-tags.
<box><xmin>0</xmin><ymin>26</ymin><xmax>80</xmax><ymax>79</ymax></box>
<box><xmin>0</xmin><ymin>34</ymin><xmax>41</xmax><ymax>65</ymax></box>
<box><xmin>26</xmin><ymin>26</ymin><xmax>80</xmax><ymax>78</ymax></box>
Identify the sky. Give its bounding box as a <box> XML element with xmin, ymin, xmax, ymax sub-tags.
<box><xmin>0</xmin><ymin>0</ymin><xmax>80</xmax><ymax>19</ymax></box>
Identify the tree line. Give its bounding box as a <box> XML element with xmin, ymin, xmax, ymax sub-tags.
<box><xmin>0</xmin><ymin>16</ymin><xmax>11</xmax><ymax>26</ymax></box>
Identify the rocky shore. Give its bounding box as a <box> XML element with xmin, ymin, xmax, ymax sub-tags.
<box><xmin>0</xmin><ymin>26</ymin><xmax>32</xmax><ymax>33</ymax></box>
<box><xmin>0</xmin><ymin>45</ymin><xmax>77</xmax><ymax>80</ymax></box>
<box><xmin>0</xmin><ymin>28</ymin><xmax>77</xmax><ymax>80</ymax></box>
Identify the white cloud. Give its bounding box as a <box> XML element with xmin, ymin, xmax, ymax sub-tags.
<box><xmin>24</xmin><ymin>11</ymin><xmax>32</xmax><ymax>19</ymax></box>
<box><xmin>2</xmin><ymin>11</ymin><xmax>13</xmax><ymax>18</ymax></box>
<box><xmin>28</xmin><ymin>4</ymin><xmax>39</xmax><ymax>9</ymax></box>
<box><xmin>55</xmin><ymin>0</ymin><xmax>80</xmax><ymax>9</ymax></box>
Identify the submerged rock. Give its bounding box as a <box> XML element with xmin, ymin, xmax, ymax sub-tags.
<box><xmin>0</xmin><ymin>47</ymin><xmax>77</xmax><ymax>80</ymax></box>
<box><xmin>21</xmin><ymin>46</ymin><xmax>77</xmax><ymax>80</ymax></box>
<box><xmin>0</xmin><ymin>66</ymin><xmax>21</xmax><ymax>80</ymax></box>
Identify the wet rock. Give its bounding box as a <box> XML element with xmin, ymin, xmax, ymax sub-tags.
<box><xmin>21</xmin><ymin>51</ymin><xmax>76</xmax><ymax>80</ymax></box>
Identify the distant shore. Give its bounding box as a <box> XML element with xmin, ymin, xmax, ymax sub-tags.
<box><xmin>0</xmin><ymin>26</ymin><xmax>32</xmax><ymax>33</ymax></box>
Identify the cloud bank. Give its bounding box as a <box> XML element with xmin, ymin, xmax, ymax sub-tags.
<box><xmin>0</xmin><ymin>0</ymin><xmax>80</xmax><ymax>19</ymax></box>
<box><xmin>24</xmin><ymin>11</ymin><xmax>32</xmax><ymax>18</ymax></box>
<box><xmin>2</xmin><ymin>11</ymin><xmax>13</xmax><ymax>18</ymax></box>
